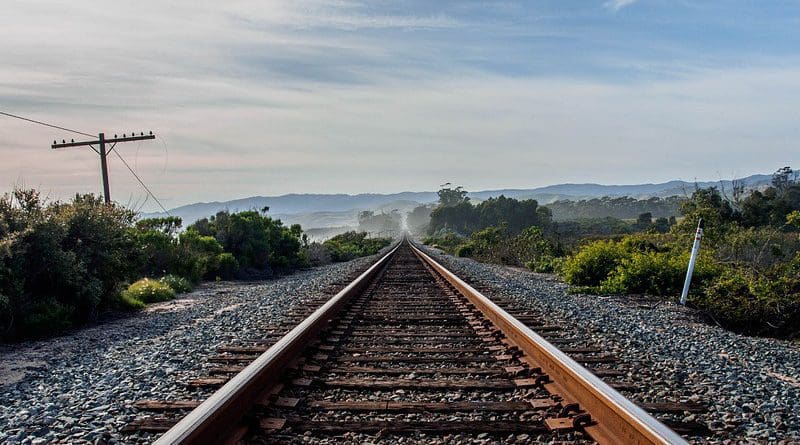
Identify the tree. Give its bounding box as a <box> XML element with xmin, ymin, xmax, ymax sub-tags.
<box><xmin>677</xmin><ymin>187</ymin><xmax>737</xmax><ymax>243</ymax></box>
<box><xmin>653</xmin><ymin>217</ymin><xmax>671</xmax><ymax>233</ymax></box>
<box><xmin>428</xmin><ymin>194</ymin><xmax>552</xmax><ymax>237</ymax></box>
<box><xmin>636</xmin><ymin>212</ymin><xmax>652</xmax><ymax>230</ymax></box>
<box><xmin>0</xmin><ymin>190</ymin><xmax>139</xmax><ymax>338</ymax></box>
<box><xmin>772</xmin><ymin>166</ymin><xmax>797</xmax><ymax>194</ymax></box>
<box><xmin>188</xmin><ymin>210</ymin><xmax>307</xmax><ymax>274</ymax></box>
<box><xmin>739</xmin><ymin>167</ymin><xmax>800</xmax><ymax>228</ymax></box>
<box><xmin>437</xmin><ymin>186</ymin><xmax>469</xmax><ymax>207</ymax></box>
<box><xmin>407</xmin><ymin>205</ymin><xmax>434</xmax><ymax>234</ymax></box>
<box><xmin>135</xmin><ymin>216</ymin><xmax>182</xmax><ymax>236</ymax></box>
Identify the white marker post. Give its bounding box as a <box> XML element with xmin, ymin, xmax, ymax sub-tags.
<box><xmin>680</xmin><ymin>218</ymin><xmax>704</xmax><ymax>305</ymax></box>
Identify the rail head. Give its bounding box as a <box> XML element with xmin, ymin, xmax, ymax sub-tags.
<box><xmin>154</xmin><ymin>241</ymin><xmax>403</xmax><ymax>445</ymax></box>
<box><xmin>409</xmin><ymin>241</ymin><xmax>688</xmax><ymax>445</ymax></box>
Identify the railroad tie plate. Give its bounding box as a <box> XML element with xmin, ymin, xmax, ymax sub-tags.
<box><xmin>260</xmin><ymin>418</ymin><xmax>286</xmax><ymax>432</ymax></box>
<box><xmin>274</xmin><ymin>397</ymin><xmax>300</xmax><ymax>408</ymax></box>
<box><xmin>513</xmin><ymin>378</ymin><xmax>540</xmax><ymax>387</ymax></box>
<box><xmin>544</xmin><ymin>417</ymin><xmax>574</xmax><ymax>431</ymax></box>
<box><xmin>530</xmin><ymin>398</ymin><xmax>559</xmax><ymax>410</ymax></box>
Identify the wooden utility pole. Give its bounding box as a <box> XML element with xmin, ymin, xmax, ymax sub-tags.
<box><xmin>52</xmin><ymin>131</ymin><xmax>155</xmax><ymax>204</ymax></box>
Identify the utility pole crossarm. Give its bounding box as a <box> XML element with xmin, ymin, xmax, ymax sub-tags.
<box><xmin>50</xmin><ymin>131</ymin><xmax>156</xmax><ymax>204</ymax></box>
<box><xmin>51</xmin><ymin>138</ymin><xmax>101</xmax><ymax>148</ymax></box>
<box><xmin>51</xmin><ymin>132</ymin><xmax>154</xmax><ymax>149</ymax></box>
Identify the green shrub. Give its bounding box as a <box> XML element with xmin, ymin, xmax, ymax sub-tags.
<box><xmin>214</xmin><ymin>253</ymin><xmax>239</xmax><ymax>279</ymax></box>
<box><xmin>714</xmin><ymin>227</ymin><xmax>800</xmax><ymax>270</ymax></box>
<box><xmin>121</xmin><ymin>278</ymin><xmax>175</xmax><ymax>305</ymax></box>
<box><xmin>698</xmin><ymin>269</ymin><xmax>800</xmax><ymax>338</ymax></box>
<box><xmin>455</xmin><ymin>243</ymin><xmax>475</xmax><ymax>257</ymax></box>
<box><xmin>1</xmin><ymin>189</ymin><xmax>138</xmax><ymax>340</ymax></box>
<box><xmin>305</xmin><ymin>243</ymin><xmax>332</xmax><ymax>267</ymax></box>
<box><xmin>323</xmin><ymin>232</ymin><xmax>391</xmax><ymax>262</ymax></box>
<box><xmin>510</xmin><ymin>227</ymin><xmax>556</xmax><ymax>267</ymax></box>
<box><xmin>562</xmin><ymin>240</ymin><xmax>629</xmax><ymax>286</ymax></box>
<box><xmin>422</xmin><ymin>231</ymin><xmax>465</xmax><ymax>253</ymax></box>
<box><xmin>188</xmin><ymin>210</ymin><xmax>307</xmax><ymax>272</ymax></box>
<box><xmin>176</xmin><ymin>228</ymin><xmax>226</xmax><ymax>282</ymax></box>
<box><xmin>159</xmin><ymin>275</ymin><xmax>193</xmax><ymax>294</ymax></box>
<box><xmin>428</xmin><ymin>191</ymin><xmax>552</xmax><ymax>236</ymax></box>
<box><xmin>119</xmin><ymin>291</ymin><xmax>145</xmax><ymax>310</ymax></box>
<box><xmin>19</xmin><ymin>301</ymin><xmax>74</xmax><ymax>338</ymax></box>
<box><xmin>526</xmin><ymin>256</ymin><xmax>564</xmax><ymax>273</ymax></box>
<box><xmin>601</xmin><ymin>251</ymin><xmax>700</xmax><ymax>296</ymax></box>
<box><xmin>788</xmin><ymin>210</ymin><xmax>800</xmax><ymax>229</ymax></box>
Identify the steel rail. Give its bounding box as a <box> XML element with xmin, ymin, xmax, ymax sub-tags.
<box><xmin>409</xmin><ymin>241</ymin><xmax>688</xmax><ymax>445</ymax></box>
<box><xmin>154</xmin><ymin>241</ymin><xmax>403</xmax><ymax>445</ymax></box>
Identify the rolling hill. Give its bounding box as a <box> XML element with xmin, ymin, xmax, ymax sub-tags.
<box><xmin>143</xmin><ymin>173</ymin><xmax>773</xmax><ymax>227</ymax></box>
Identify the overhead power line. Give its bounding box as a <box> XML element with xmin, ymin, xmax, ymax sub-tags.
<box><xmin>0</xmin><ymin>110</ymin><xmax>94</xmax><ymax>137</ymax></box>
<box><xmin>1</xmin><ymin>110</ymin><xmax>169</xmax><ymax>214</ymax></box>
<box><xmin>112</xmin><ymin>149</ymin><xmax>170</xmax><ymax>215</ymax></box>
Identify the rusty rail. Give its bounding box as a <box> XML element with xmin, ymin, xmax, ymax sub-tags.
<box><xmin>153</xmin><ymin>242</ymin><xmax>402</xmax><ymax>445</ymax></box>
<box><xmin>408</xmin><ymin>241</ymin><xmax>688</xmax><ymax>445</ymax></box>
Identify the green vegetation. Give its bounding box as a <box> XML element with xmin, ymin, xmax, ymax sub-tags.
<box><xmin>0</xmin><ymin>190</ymin><xmax>386</xmax><ymax>341</ymax></box>
<box><xmin>134</xmin><ymin>216</ymin><xmax>229</xmax><ymax>283</ymax></box>
<box><xmin>453</xmin><ymin>225</ymin><xmax>558</xmax><ymax>272</ymax></box>
<box><xmin>562</xmin><ymin>168</ymin><xmax>800</xmax><ymax>338</ymax></box>
<box><xmin>189</xmin><ymin>210</ymin><xmax>307</xmax><ymax>275</ymax></box>
<box><xmin>1</xmin><ymin>190</ymin><xmax>139</xmax><ymax>339</ymax></box>
<box><xmin>322</xmin><ymin>231</ymin><xmax>392</xmax><ymax>262</ymax></box>
<box><xmin>121</xmin><ymin>278</ymin><xmax>176</xmax><ymax>306</ymax></box>
<box><xmin>160</xmin><ymin>275</ymin><xmax>193</xmax><ymax>294</ymax></box>
<box><xmin>546</xmin><ymin>196</ymin><xmax>685</xmax><ymax>221</ymax></box>
<box><xmin>424</xmin><ymin>188</ymin><xmax>558</xmax><ymax>271</ymax></box>
<box><xmin>425</xmin><ymin>169</ymin><xmax>800</xmax><ymax>338</ymax></box>
<box><xmin>422</xmin><ymin>231</ymin><xmax>465</xmax><ymax>252</ymax></box>
<box><xmin>428</xmin><ymin>189</ymin><xmax>552</xmax><ymax>236</ymax></box>
<box><xmin>562</xmin><ymin>235</ymin><xmax>719</xmax><ymax>296</ymax></box>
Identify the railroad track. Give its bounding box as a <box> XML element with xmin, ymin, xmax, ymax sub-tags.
<box><xmin>126</xmin><ymin>239</ymin><xmax>696</xmax><ymax>444</ymax></box>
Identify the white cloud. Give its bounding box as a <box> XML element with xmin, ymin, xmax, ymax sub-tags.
<box><xmin>1</xmin><ymin>1</ymin><xmax>798</xmax><ymax>210</ymax></box>
<box><xmin>604</xmin><ymin>0</ymin><xmax>639</xmax><ymax>11</ymax></box>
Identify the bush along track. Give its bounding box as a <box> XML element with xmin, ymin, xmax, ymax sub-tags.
<box><xmin>423</xmin><ymin>169</ymin><xmax>800</xmax><ymax>339</ymax></box>
<box><xmin>0</xmin><ymin>189</ymin><xmax>392</xmax><ymax>341</ymax></box>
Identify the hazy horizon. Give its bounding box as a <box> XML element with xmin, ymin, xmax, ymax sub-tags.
<box><xmin>2</xmin><ymin>1</ymin><xmax>799</xmax><ymax>211</ymax></box>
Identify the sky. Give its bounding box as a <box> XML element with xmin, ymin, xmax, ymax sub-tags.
<box><xmin>1</xmin><ymin>1</ymin><xmax>799</xmax><ymax>211</ymax></box>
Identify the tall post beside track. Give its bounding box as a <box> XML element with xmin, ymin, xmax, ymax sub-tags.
<box><xmin>680</xmin><ymin>218</ymin><xmax>704</xmax><ymax>305</ymax></box>
<box><xmin>51</xmin><ymin>131</ymin><xmax>155</xmax><ymax>204</ymax></box>
<box><xmin>98</xmin><ymin>133</ymin><xmax>110</xmax><ymax>204</ymax></box>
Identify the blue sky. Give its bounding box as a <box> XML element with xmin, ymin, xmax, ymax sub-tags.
<box><xmin>1</xmin><ymin>1</ymin><xmax>799</xmax><ymax>210</ymax></box>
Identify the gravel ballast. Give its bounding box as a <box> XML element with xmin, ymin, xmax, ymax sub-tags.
<box><xmin>421</xmin><ymin>246</ymin><xmax>800</xmax><ymax>444</ymax></box>
<box><xmin>3</xmin><ymin>243</ymin><xmax>799</xmax><ymax>444</ymax></box>
<box><xmin>0</xmin><ymin>254</ymin><xmax>380</xmax><ymax>445</ymax></box>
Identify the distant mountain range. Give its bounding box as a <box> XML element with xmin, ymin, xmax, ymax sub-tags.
<box><xmin>144</xmin><ymin>173</ymin><xmax>773</xmax><ymax>227</ymax></box>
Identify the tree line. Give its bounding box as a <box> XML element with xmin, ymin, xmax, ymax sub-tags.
<box><xmin>545</xmin><ymin>196</ymin><xmax>684</xmax><ymax>221</ymax></box>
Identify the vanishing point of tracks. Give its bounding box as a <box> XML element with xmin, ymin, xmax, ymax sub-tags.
<box><xmin>129</xmin><ymin>240</ymin><xmax>691</xmax><ymax>444</ymax></box>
